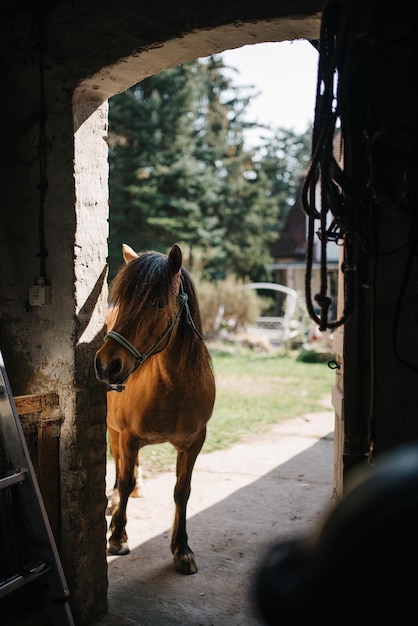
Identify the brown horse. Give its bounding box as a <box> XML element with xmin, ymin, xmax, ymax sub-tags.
<box><xmin>94</xmin><ymin>243</ymin><xmax>215</xmax><ymax>575</ymax></box>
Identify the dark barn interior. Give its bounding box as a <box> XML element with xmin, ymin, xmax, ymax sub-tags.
<box><xmin>1</xmin><ymin>0</ymin><xmax>418</xmax><ymax>623</ymax></box>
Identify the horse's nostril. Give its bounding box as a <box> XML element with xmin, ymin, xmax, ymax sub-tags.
<box><xmin>108</xmin><ymin>358</ymin><xmax>122</xmax><ymax>379</ymax></box>
<box><xmin>95</xmin><ymin>356</ymin><xmax>122</xmax><ymax>382</ymax></box>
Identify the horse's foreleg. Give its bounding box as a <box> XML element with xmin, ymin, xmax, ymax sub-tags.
<box><xmin>108</xmin><ymin>428</ymin><xmax>142</xmax><ymax>504</ymax></box>
<box><xmin>108</xmin><ymin>432</ymin><xmax>139</xmax><ymax>556</ymax></box>
<box><xmin>171</xmin><ymin>429</ymin><xmax>206</xmax><ymax>575</ymax></box>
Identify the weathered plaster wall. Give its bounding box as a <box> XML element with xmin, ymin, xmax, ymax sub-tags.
<box><xmin>76</xmin><ymin>18</ymin><xmax>322</xmax><ymax>104</ymax></box>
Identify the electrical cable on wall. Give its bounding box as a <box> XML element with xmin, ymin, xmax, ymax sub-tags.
<box><xmin>28</xmin><ymin>4</ymin><xmax>52</xmax><ymax>307</ymax></box>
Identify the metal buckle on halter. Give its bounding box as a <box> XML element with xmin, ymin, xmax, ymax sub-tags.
<box><xmin>107</xmin><ymin>383</ymin><xmax>125</xmax><ymax>392</ymax></box>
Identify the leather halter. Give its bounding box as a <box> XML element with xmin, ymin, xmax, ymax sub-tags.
<box><xmin>104</xmin><ymin>278</ymin><xmax>202</xmax><ymax>392</ymax></box>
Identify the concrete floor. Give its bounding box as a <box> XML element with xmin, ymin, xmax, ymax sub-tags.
<box><xmin>96</xmin><ymin>409</ymin><xmax>335</xmax><ymax>626</ymax></box>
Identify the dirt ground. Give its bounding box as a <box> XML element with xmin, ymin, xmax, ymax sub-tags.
<box><xmin>95</xmin><ymin>409</ymin><xmax>335</xmax><ymax>626</ymax></box>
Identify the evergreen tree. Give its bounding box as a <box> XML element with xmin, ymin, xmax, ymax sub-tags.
<box><xmin>252</xmin><ymin>125</ymin><xmax>312</xmax><ymax>250</ymax></box>
<box><xmin>194</xmin><ymin>55</ymin><xmax>264</xmax><ymax>280</ymax></box>
<box><xmin>108</xmin><ymin>61</ymin><xmax>213</xmax><ymax>277</ymax></box>
<box><xmin>108</xmin><ymin>56</ymin><xmax>311</xmax><ymax>281</ymax></box>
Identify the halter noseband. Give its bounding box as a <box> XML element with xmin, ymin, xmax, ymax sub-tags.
<box><xmin>104</xmin><ymin>278</ymin><xmax>202</xmax><ymax>392</ymax></box>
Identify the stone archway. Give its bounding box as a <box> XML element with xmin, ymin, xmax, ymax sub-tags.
<box><xmin>71</xmin><ymin>19</ymin><xmax>322</xmax><ymax>622</ymax></box>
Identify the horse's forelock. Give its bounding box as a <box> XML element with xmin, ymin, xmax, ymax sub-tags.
<box><xmin>110</xmin><ymin>252</ymin><xmax>179</xmax><ymax>324</ymax></box>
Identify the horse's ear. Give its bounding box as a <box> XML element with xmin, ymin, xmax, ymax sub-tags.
<box><xmin>168</xmin><ymin>244</ymin><xmax>182</xmax><ymax>275</ymax></box>
<box><xmin>122</xmin><ymin>244</ymin><xmax>138</xmax><ymax>264</ymax></box>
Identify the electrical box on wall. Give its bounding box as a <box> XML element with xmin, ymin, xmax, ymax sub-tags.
<box><xmin>29</xmin><ymin>280</ymin><xmax>52</xmax><ymax>306</ymax></box>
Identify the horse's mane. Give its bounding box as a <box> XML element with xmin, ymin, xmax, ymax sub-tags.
<box><xmin>109</xmin><ymin>251</ymin><xmax>206</xmax><ymax>360</ymax></box>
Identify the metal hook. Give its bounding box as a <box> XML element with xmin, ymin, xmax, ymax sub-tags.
<box><xmin>328</xmin><ymin>360</ymin><xmax>340</xmax><ymax>370</ymax></box>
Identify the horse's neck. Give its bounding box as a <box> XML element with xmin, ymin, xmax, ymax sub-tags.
<box><xmin>156</xmin><ymin>325</ymin><xmax>197</xmax><ymax>366</ymax></box>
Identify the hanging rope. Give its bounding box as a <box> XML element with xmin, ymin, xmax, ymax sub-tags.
<box><xmin>301</xmin><ymin>1</ymin><xmax>356</xmax><ymax>331</ymax></box>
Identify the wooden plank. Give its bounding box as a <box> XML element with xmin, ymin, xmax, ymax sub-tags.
<box><xmin>333</xmin><ymin>327</ymin><xmax>344</xmax><ymax>358</ymax></box>
<box><xmin>38</xmin><ymin>420</ymin><xmax>60</xmax><ymax>542</ymax></box>
<box><xmin>332</xmin><ymin>383</ymin><xmax>344</xmax><ymax>500</ymax></box>
<box><xmin>13</xmin><ymin>393</ymin><xmax>60</xmax><ymax>421</ymax></box>
<box><xmin>13</xmin><ymin>393</ymin><xmax>61</xmax><ymax>545</ymax></box>
<box><xmin>332</xmin><ymin>242</ymin><xmax>345</xmax><ymax>498</ymax></box>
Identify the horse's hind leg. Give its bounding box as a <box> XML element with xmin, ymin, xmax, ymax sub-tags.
<box><xmin>107</xmin><ymin>431</ymin><xmax>139</xmax><ymax>556</ymax></box>
<box><xmin>107</xmin><ymin>425</ymin><xmax>121</xmax><ymax>514</ymax></box>
<box><xmin>171</xmin><ymin>429</ymin><xmax>206</xmax><ymax>575</ymax></box>
<box><xmin>131</xmin><ymin>453</ymin><xmax>144</xmax><ymax>498</ymax></box>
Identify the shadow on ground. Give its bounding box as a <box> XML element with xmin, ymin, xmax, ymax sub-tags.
<box><xmin>97</xmin><ymin>412</ymin><xmax>334</xmax><ymax>626</ymax></box>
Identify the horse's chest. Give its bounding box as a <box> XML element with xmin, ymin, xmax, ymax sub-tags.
<box><xmin>108</xmin><ymin>378</ymin><xmax>196</xmax><ymax>436</ymax></box>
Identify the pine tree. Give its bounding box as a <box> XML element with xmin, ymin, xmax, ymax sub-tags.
<box><xmin>108</xmin><ymin>62</ymin><xmax>212</xmax><ymax>276</ymax></box>
<box><xmin>108</xmin><ymin>56</ymin><xmax>311</xmax><ymax>281</ymax></box>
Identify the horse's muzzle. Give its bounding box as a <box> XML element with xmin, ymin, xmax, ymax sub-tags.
<box><xmin>95</xmin><ymin>354</ymin><xmax>122</xmax><ymax>384</ymax></box>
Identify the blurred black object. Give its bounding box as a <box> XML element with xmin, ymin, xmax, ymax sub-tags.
<box><xmin>254</xmin><ymin>443</ymin><xmax>418</xmax><ymax>623</ymax></box>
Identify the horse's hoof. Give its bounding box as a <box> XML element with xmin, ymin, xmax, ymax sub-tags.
<box><xmin>107</xmin><ymin>541</ymin><xmax>130</xmax><ymax>556</ymax></box>
<box><xmin>173</xmin><ymin>550</ymin><xmax>198</xmax><ymax>575</ymax></box>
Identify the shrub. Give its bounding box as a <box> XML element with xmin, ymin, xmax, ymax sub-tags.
<box><xmin>195</xmin><ymin>277</ymin><xmax>261</xmax><ymax>339</ymax></box>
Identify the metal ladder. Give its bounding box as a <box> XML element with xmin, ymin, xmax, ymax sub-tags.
<box><xmin>0</xmin><ymin>350</ymin><xmax>74</xmax><ymax>625</ymax></box>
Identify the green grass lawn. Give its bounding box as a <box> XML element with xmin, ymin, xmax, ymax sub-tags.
<box><xmin>137</xmin><ymin>345</ymin><xmax>336</xmax><ymax>476</ymax></box>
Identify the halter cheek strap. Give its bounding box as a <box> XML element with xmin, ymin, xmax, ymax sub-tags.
<box><xmin>179</xmin><ymin>289</ymin><xmax>203</xmax><ymax>340</ymax></box>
